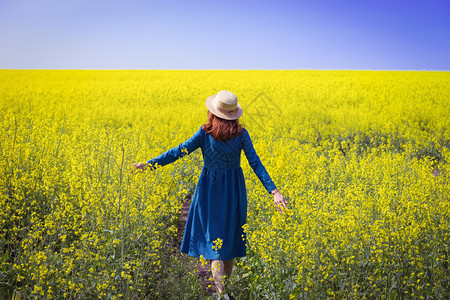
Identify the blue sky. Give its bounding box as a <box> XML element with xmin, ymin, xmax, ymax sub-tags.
<box><xmin>0</xmin><ymin>0</ymin><xmax>449</xmax><ymax>70</ymax></box>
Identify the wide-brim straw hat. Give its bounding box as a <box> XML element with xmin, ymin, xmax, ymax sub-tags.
<box><xmin>205</xmin><ymin>90</ymin><xmax>243</xmax><ymax>120</ymax></box>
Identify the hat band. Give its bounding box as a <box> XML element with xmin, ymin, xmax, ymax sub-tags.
<box><xmin>215</xmin><ymin>98</ymin><xmax>237</xmax><ymax>111</ymax></box>
<box><xmin>216</xmin><ymin>106</ymin><xmax>239</xmax><ymax>115</ymax></box>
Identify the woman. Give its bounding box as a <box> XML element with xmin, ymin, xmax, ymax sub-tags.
<box><xmin>132</xmin><ymin>90</ymin><xmax>288</xmax><ymax>294</ymax></box>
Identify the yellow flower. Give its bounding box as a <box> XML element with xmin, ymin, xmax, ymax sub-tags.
<box><xmin>212</xmin><ymin>238</ymin><xmax>223</xmax><ymax>251</ymax></box>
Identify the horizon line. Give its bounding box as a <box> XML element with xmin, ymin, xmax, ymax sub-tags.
<box><xmin>1</xmin><ymin>68</ymin><xmax>449</xmax><ymax>72</ymax></box>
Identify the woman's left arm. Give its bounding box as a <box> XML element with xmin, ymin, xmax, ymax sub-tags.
<box><xmin>132</xmin><ymin>127</ymin><xmax>203</xmax><ymax>173</ymax></box>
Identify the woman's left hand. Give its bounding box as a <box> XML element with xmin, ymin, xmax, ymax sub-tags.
<box><xmin>131</xmin><ymin>162</ymin><xmax>148</xmax><ymax>174</ymax></box>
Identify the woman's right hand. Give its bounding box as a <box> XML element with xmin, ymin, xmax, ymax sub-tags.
<box><xmin>271</xmin><ymin>188</ymin><xmax>289</xmax><ymax>214</ymax></box>
<box><xmin>131</xmin><ymin>162</ymin><xmax>148</xmax><ymax>174</ymax></box>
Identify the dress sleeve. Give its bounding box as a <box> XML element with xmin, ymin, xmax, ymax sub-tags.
<box><xmin>242</xmin><ymin>129</ymin><xmax>277</xmax><ymax>194</ymax></box>
<box><xmin>146</xmin><ymin>127</ymin><xmax>203</xmax><ymax>170</ymax></box>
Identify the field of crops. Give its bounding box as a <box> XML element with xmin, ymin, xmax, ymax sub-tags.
<box><xmin>1</xmin><ymin>70</ymin><xmax>449</xmax><ymax>299</ymax></box>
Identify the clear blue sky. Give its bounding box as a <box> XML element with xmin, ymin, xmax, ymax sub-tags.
<box><xmin>0</xmin><ymin>0</ymin><xmax>449</xmax><ymax>70</ymax></box>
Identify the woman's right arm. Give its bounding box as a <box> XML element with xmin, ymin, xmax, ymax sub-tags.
<box><xmin>242</xmin><ymin>129</ymin><xmax>288</xmax><ymax>213</ymax></box>
<box><xmin>242</xmin><ymin>129</ymin><xmax>277</xmax><ymax>193</ymax></box>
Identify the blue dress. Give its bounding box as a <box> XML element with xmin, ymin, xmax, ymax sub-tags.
<box><xmin>147</xmin><ymin>126</ymin><xmax>276</xmax><ymax>261</ymax></box>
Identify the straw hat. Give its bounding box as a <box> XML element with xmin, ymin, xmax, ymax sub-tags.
<box><xmin>205</xmin><ymin>90</ymin><xmax>243</xmax><ymax>120</ymax></box>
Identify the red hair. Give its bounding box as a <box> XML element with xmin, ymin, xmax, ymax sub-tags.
<box><xmin>202</xmin><ymin>111</ymin><xmax>244</xmax><ymax>141</ymax></box>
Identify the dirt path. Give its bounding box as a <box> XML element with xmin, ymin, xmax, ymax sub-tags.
<box><xmin>176</xmin><ymin>195</ymin><xmax>215</xmax><ymax>296</ymax></box>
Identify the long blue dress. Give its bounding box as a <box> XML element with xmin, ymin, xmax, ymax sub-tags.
<box><xmin>147</xmin><ymin>126</ymin><xmax>276</xmax><ymax>261</ymax></box>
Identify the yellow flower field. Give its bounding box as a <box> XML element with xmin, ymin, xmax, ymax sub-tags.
<box><xmin>1</xmin><ymin>70</ymin><xmax>449</xmax><ymax>299</ymax></box>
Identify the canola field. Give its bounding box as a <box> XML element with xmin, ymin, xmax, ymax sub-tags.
<box><xmin>1</xmin><ymin>70</ymin><xmax>449</xmax><ymax>299</ymax></box>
